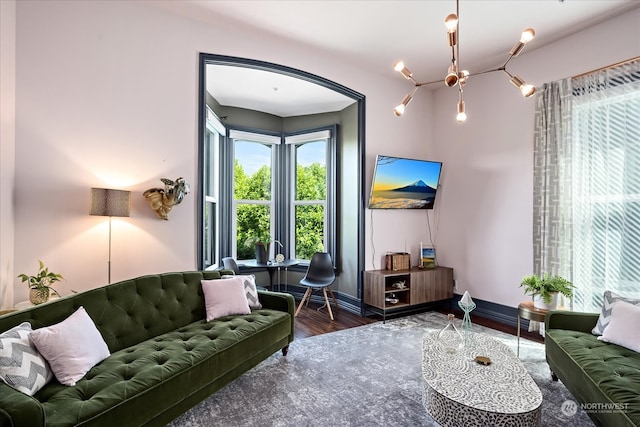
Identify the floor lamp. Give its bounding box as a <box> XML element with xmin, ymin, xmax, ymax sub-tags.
<box><xmin>89</xmin><ymin>188</ymin><xmax>131</xmax><ymax>284</ymax></box>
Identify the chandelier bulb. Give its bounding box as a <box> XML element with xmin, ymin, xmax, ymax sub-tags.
<box><xmin>520</xmin><ymin>28</ymin><xmax>536</xmax><ymax>44</ymax></box>
<box><xmin>521</xmin><ymin>84</ymin><xmax>536</xmax><ymax>97</ymax></box>
<box><xmin>393</xmin><ymin>61</ymin><xmax>413</xmax><ymax>80</ymax></box>
<box><xmin>456</xmin><ymin>99</ymin><xmax>466</xmax><ymax>123</ymax></box>
<box><xmin>394</xmin><ymin>93</ymin><xmax>413</xmax><ymax>116</ymax></box>
<box><xmin>444</xmin><ymin>14</ymin><xmax>458</xmax><ymax>32</ymax></box>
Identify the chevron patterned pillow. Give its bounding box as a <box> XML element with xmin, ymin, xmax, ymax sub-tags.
<box><xmin>0</xmin><ymin>322</ymin><xmax>53</xmax><ymax>396</ymax></box>
<box><xmin>592</xmin><ymin>290</ymin><xmax>640</xmax><ymax>335</ymax></box>
<box><xmin>222</xmin><ymin>274</ymin><xmax>262</xmax><ymax>309</ymax></box>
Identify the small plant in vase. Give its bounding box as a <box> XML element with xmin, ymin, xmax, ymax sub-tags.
<box><xmin>520</xmin><ymin>273</ymin><xmax>574</xmax><ymax>310</ymax></box>
<box><xmin>245</xmin><ymin>233</ymin><xmax>283</xmax><ymax>264</ymax></box>
<box><xmin>18</xmin><ymin>260</ymin><xmax>63</xmax><ymax>305</ymax></box>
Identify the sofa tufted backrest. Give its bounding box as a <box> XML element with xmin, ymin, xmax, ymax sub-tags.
<box><xmin>0</xmin><ymin>270</ymin><xmax>229</xmax><ymax>353</ymax></box>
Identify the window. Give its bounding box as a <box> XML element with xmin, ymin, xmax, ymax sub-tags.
<box><xmin>201</xmin><ymin>108</ymin><xmax>224</xmax><ymax>268</ymax></box>
<box><xmin>571</xmin><ymin>62</ymin><xmax>640</xmax><ymax>312</ymax></box>
<box><xmin>231</xmin><ymin>130</ymin><xmax>278</xmax><ymax>260</ymax></box>
<box><xmin>221</xmin><ymin>127</ymin><xmax>336</xmax><ymax>264</ymax></box>
<box><xmin>286</xmin><ymin>130</ymin><xmax>334</xmax><ymax>260</ymax></box>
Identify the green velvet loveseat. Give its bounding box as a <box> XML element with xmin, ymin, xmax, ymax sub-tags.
<box><xmin>545</xmin><ymin>310</ymin><xmax>640</xmax><ymax>427</ymax></box>
<box><xmin>0</xmin><ymin>270</ymin><xmax>295</xmax><ymax>426</ymax></box>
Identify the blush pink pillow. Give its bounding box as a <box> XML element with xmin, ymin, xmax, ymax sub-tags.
<box><xmin>201</xmin><ymin>277</ymin><xmax>251</xmax><ymax>321</ymax></box>
<box><xmin>29</xmin><ymin>306</ymin><xmax>110</xmax><ymax>386</ymax></box>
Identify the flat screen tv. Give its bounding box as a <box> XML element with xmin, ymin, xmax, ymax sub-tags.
<box><xmin>368</xmin><ymin>155</ymin><xmax>442</xmax><ymax>209</ymax></box>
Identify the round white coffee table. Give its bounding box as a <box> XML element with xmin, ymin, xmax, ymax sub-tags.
<box><xmin>422</xmin><ymin>331</ymin><xmax>542</xmax><ymax>427</ymax></box>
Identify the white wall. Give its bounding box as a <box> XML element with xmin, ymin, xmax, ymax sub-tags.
<box><xmin>12</xmin><ymin>0</ymin><xmax>434</xmax><ymax>303</ymax></box>
<box><xmin>0</xmin><ymin>0</ymin><xmax>16</xmax><ymax>309</ymax></box>
<box><xmin>432</xmin><ymin>9</ymin><xmax>640</xmax><ymax>308</ymax></box>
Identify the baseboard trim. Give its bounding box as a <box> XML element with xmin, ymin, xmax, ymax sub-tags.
<box><xmin>276</xmin><ymin>287</ymin><xmax>523</xmax><ymax>330</ymax></box>
<box><xmin>447</xmin><ymin>293</ymin><xmax>521</xmax><ymax>328</ymax></box>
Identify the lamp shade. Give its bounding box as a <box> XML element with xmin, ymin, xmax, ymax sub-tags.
<box><xmin>90</xmin><ymin>188</ymin><xmax>130</xmax><ymax>217</ymax></box>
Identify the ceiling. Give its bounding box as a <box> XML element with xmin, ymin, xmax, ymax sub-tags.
<box><xmin>155</xmin><ymin>0</ymin><xmax>640</xmax><ymax>116</ymax></box>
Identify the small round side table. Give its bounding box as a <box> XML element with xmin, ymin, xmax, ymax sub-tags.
<box><xmin>517</xmin><ymin>301</ymin><xmax>549</xmax><ymax>358</ymax></box>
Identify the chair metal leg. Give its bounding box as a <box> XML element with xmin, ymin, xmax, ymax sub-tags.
<box><xmin>295</xmin><ymin>288</ymin><xmax>312</xmax><ymax>317</ymax></box>
<box><xmin>322</xmin><ymin>288</ymin><xmax>335</xmax><ymax>320</ymax></box>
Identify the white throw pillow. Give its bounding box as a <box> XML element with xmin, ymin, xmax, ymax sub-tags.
<box><xmin>592</xmin><ymin>290</ymin><xmax>640</xmax><ymax>335</ymax></box>
<box><xmin>598</xmin><ymin>300</ymin><xmax>640</xmax><ymax>353</ymax></box>
<box><xmin>222</xmin><ymin>274</ymin><xmax>262</xmax><ymax>309</ymax></box>
<box><xmin>201</xmin><ymin>277</ymin><xmax>251</xmax><ymax>321</ymax></box>
<box><xmin>0</xmin><ymin>322</ymin><xmax>53</xmax><ymax>395</ymax></box>
<box><xmin>29</xmin><ymin>306</ymin><xmax>110</xmax><ymax>386</ymax></box>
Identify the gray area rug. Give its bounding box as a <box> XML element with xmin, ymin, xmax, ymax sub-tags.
<box><xmin>168</xmin><ymin>312</ymin><xmax>594</xmax><ymax>427</ymax></box>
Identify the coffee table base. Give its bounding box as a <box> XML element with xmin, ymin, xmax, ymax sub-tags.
<box><xmin>423</xmin><ymin>384</ymin><xmax>541</xmax><ymax>427</ymax></box>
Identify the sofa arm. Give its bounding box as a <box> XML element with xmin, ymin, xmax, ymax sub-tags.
<box><xmin>545</xmin><ymin>310</ymin><xmax>600</xmax><ymax>333</ymax></box>
<box><xmin>258</xmin><ymin>290</ymin><xmax>295</xmax><ymax>343</ymax></box>
<box><xmin>0</xmin><ymin>383</ymin><xmax>45</xmax><ymax>427</ymax></box>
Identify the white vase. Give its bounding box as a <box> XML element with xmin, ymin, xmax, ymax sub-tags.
<box><xmin>533</xmin><ymin>293</ymin><xmax>559</xmax><ymax>310</ymax></box>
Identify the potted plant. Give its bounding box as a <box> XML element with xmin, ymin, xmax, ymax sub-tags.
<box><xmin>18</xmin><ymin>260</ymin><xmax>63</xmax><ymax>305</ymax></box>
<box><xmin>520</xmin><ymin>273</ymin><xmax>574</xmax><ymax>310</ymax></box>
<box><xmin>245</xmin><ymin>233</ymin><xmax>282</xmax><ymax>264</ymax></box>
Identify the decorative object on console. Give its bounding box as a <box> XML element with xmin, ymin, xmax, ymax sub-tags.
<box><xmin>458</xmin><ymin>290</ymin><xmax>476</xmax><ymax>348</ymax></box>
<box><xmin>520</xmin><ymin>273</ymin><xmax>574</xmax><ymax>310</ymax></box>
<box><xmin>17</xmin><ymin>260</ymin><xmax>64</xmax><ymax>305</ymax></box>
<box><xmin>90</xmin><ymin>187</ymin><xmax>131</xmax><ymax>284</ymax></box>
<box><xmin>420</xmin><ymin>245</ymin><xmax>436</xmax><ymax>268</ymax></box>
<box><xmin>143</xmin><ymin>177</ymin><xmax>190</xmax><ymax>220</ymax></box>
<box><xmin>392</xmin><ymin>0</ymin><xmax>536</xmax><ymax>123</ymax></box>
<box><xmin>385</xmin><ymin>252</ymin><xmax>411</xmax><ymax>271</ymax></box>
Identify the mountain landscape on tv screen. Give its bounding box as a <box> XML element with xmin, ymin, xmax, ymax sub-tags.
<box><xmin>370</xmin><ymin>179</ymin><xmax>437</xmax><ymax>209</ymax></box>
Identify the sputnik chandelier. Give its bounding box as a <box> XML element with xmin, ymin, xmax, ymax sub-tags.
<box><xmin>393</xmin><ymin>0</ymin><xmax>537</xmax><ymax>123</ymax></box>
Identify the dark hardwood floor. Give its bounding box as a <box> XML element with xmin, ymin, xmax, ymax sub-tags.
<box><xmin>294</xmin><ymin>302</ymin><xmax>544</xmax><ymax>344</ymax></box>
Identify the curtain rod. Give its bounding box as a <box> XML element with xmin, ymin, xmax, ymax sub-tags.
<box><xmin>572</xmin><ymin>56</ymin><xmax>640</xmax><ymax>80</ymax></box>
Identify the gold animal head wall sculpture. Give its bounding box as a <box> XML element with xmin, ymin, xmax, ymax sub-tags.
<box><xmin>143</xmin><ymin>177</ymin><xmax>190</xmax><ymax>220</ymax></box>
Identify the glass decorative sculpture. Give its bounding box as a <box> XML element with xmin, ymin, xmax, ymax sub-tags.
<box><xmin>458</xmin><ymin>291</ymin><xmax>476</xmax><ymax>348</ymax></box>
<box><xmin>438</xmin><ymin>313</ymin><xmax>463</xmax><ymax>353</ymax></box>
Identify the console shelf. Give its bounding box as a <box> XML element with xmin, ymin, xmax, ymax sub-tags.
<box><xmin>364</xmin><ymin>266</ymin><xmax>454</xmax><ymax>322</ymax></box>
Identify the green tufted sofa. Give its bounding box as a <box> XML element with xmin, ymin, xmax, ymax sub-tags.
<box><xmin>545</xmin><ymin>310</ymin><xmax>640</xmax><ymax>427</ymax></box>
<box><xmin>0</xmin><ymin>270</ymin><xmax>295</xmax><ymax>427</ymax></box>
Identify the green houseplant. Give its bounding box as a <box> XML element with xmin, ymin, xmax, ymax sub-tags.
<box><xmin>244</xmin><ymin>233</ymin><xmax>282</xmax><ymax>264</ymax></box>
<box><xmin>520</xmin><ymin>273</ymin><xmax>574</xmax><ymax>309</ymax></box>
<box><xmin>18</xmin><ymin>260</ymin><xmax>63</xmax><ymax>305</ymax></box>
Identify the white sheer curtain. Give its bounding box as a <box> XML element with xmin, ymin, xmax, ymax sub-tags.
<box><xmin>532</xmin><ymin>58</ymin><xmax>640</xmax><ymax>322</ymax></box>
<box><xmin>571</xmin><ymin>59</ymin><xmax>640</xmax><ymax>312</ymax></box>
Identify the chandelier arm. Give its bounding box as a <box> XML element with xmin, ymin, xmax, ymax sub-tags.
<box><xmin>501</xmin><ymin>53</ymin><xmax>517</xmax><ymax>70</ymax></box>
<box><xmin>466</xmin><ymin>67</ymin><xmax>504</xmax><ymax>79</ymax></box>
<box><xmin>415</xmin><ymin>79</ymin><xmax>447</xmax><ymax>87</ymax></box>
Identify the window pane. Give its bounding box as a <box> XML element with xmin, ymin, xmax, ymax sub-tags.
<box><xmin>204</xmin><ymin>131</ymin><xmax>218</xmax><ymax>197</ymax></box>
<box><xmin>296</xmin><ymin>141</ymin><xmax>326</xmax><ymax>201</ymax></box>
<box><xmin>295</xmin><ymin>204</ymin><xmax>325</xmax><ymax>259</ymax></box>
<box><xmin>236</xmin><ymin>204</ymin><xmax>271</xmax><ymax>260</ymax></box>
<box><xmin>204</xmin><ymin>202</ymin><xmax>215</xmax><ymax>266</ymax></box>
<box><xmin>235</xmin><ymin>140</ymin><xmax>272</xmax><ymax>201</ymax></box>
